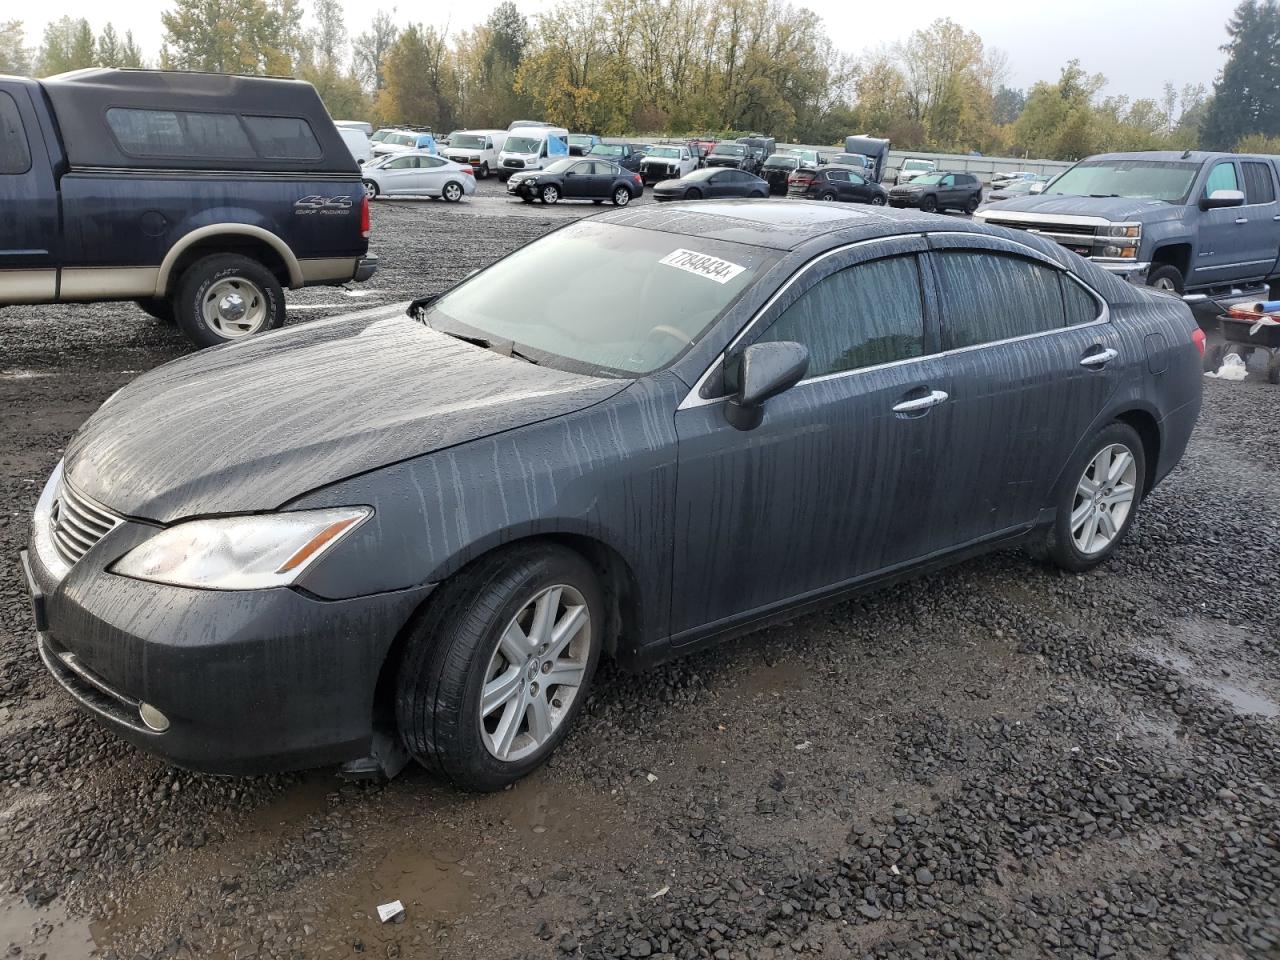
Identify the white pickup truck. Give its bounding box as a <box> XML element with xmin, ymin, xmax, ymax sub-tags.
<box><xmin>640</xmin><ymin>145</ymin><xmax>698</xmax><ymax>184</ymax></box>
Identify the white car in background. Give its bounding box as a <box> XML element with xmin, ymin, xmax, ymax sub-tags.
<box><xmin>896</xmin><ymin>158</ymin><xmax>937</xmax><ymax>184</ymax></box>
<box><xmin>361</xmin><ymin>150</ymin><xmax>476</xmax><ymax>202</ymax></box>
<box><xmin>337</xmin><ymin>127</ymin><xmax>372</xmax><ymax>165</ymax></box>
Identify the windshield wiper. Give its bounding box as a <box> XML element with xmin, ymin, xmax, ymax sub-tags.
<box><xmin>509</xmin><ymin>346</ymin><xmax>540</xmax><ymax>366</ymax></box>
<box><xmin>1088</xmin><ymin>193</ymin><xmax>1121</xmax><ymax>198</ymax></box>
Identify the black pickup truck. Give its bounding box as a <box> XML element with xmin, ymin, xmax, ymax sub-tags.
<box><xmin>0</xmin><ymin>68</ymin><xmax>376</xmax><ymax>347</ymax></box>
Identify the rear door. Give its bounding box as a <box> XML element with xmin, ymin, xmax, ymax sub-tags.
<box><xmin>417</xmin><ymin>156</ymin><xmax>451</xmax><ymax>194</ymax></box>
<box><xmin>1234</xmin><ymin>159</ymin><xmax>1280</xmax><ymax>281</ymax></box>
<box><xmin>0</xmin><ymin>86</ymin><xmax>58</xmax><ymax>303</ymax></box>
<box><xmin>921</xmin><ymin>236</ymin><xmax>1124</xmax><ymax>544</ymax></box>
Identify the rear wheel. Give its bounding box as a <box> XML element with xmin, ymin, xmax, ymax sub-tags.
<box><xmin>1039</xmin><ymin>422</ymin><xmax>1146</xmax><ymax>572</ymax></box>
<box><xmin>612</xmin><ymin>186</ymin><xmax>631</xmax><ymax>206</ymax></box>
<box><xmin>135</xmin><ymin>297</ymin><xmax>174</xmax><ymax>324</ymax></box>
<box><xmin>442</xmin><ymin>181</ymin><xmax>464</xmax><ymax>203</ymax></box>
<box><xmin>818</xmin><ymin>190</ymin><xmax>837</xmax><ymax>201</ymax></box>
<box><xmin>363</xmin><ymin>179</ymin><xmax>378</xmax><ymax>200</ymax></box>
<box><xmin>540</xmin><ymin>185</ymin><xmax>560</xmax><ymax>204</ymax></box>
<box><xmin>174</xmin><ymin>254</ymin><xmax>284</xmax><ymax>349</ymax></box>
<box><xmin>965</xmin><ymin>195</ymin><xmax>981</xmax><ymax>214</ymax></box>
<box><xmin>395</xmin><ymin>543</ymin><xmax>604</xmax><ymax>791</ymax></box>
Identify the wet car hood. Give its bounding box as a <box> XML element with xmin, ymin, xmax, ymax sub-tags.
<box><xmin>64</xmin><ymin>305</ymin><xmax>629</xmax><ymax>523</ymax></box>
<box><xmin>979</xmin><ymin>193</ymin><xmax>1181</xmax><ymax>222</ymax></box>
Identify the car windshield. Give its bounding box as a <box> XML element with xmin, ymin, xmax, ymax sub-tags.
<box><xmin>543</xmin><ymin>158</ymin><xmax>576</xmax><ymax>174</ymax></box>
<box><xmin>834</xmin><ymin>153</ymin><xmax>867</xmax><ymax>166</ymax></box>
<box><xmin>371</xmin><ymin>129</ymin><xmax>392</xmax><ymax>142</ymax></box>
<box><xmin>506</xmin><ymin>136</ymin><xmax>541</xmax><ymax>153</ymax></box>
<box><xmin>568</xmin><ymin>135</ymin><xmax>593</xmax><ymax>145</ymax></box>
<box><xmin>1002</xmin><ymin>181</ymin><xmax>1036</xmax><ymax>195</ymax></box>
<box><xmin>591</xmin><ymin>144</ymin><xmax>623</xmax><ymax>157</ymax></box>
<box><xmin>386</xmin><ymin>133</ymin><xmax>417</xmax><ymax>146</ymax></box>
<box><xmin>911</xmin><ymin>174</ymin><xmax>945</xmax><ymax>185</ymax></box>
<box><xmin>713</xmin><ymin>144</ymin><xmax>745</xmax><ymax>156</ymax></box>
<box><xmin>424</xmin><ymin>221</ymin><xmax>775</xmax><ymax>376</ymax></box>
<box><xmin>452</xmin><ymin>134</ymin><xmax>486</xmax><ymax>149</ymax></box>
<box><xmin>763</xmin><ymin>156</ymin><xmax>798</xmax><ymax>169</ymax></box>
<box><xmin>904</xmin><ymin>160</ymin><xmax>933</xmax><ymax>171</ymax></box>
<box><xmin>650</xmin><ymin>147</ymin><xmax>681</xmax><ymax>158</ymax></box>
<box><xmin>1043</xmin><ymin>159</ymin><xmax>1200</xmax><ymax>203</ymax></box>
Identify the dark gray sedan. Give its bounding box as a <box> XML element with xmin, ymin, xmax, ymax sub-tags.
<box><xmin>22</xmin><ymin>202</ymin><xmax>1203</xmax><ymax>790</ymax></box>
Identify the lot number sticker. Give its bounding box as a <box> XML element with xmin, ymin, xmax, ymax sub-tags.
<box><xmin>659</xmin><ymin>248</ymin><xmax>746</xmax><ymax>284</ymax></box>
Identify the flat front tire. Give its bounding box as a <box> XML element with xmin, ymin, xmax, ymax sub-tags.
<box><xmin>395</xmin><ymin>543</ymin><xmax>604</xmax><ymax>791</ymax></box>
<box><xmin>1040</xmin><ymin>422</ymin><xmax>1146</xmax><ymax>572</ymax></box>
<box><xmin>174</xmin><ymin>254</ymin><xmax>284</xmax><ymax>348</ymax></box>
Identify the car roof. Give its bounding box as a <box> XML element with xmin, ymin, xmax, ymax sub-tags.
<box><xmin>595</xmin><ymin>200</ymin><xmax>1015</xmax><ymax>252</ymax></box>
<box><xmin>1083</xmin><ymin>150</ymin><xmax>1269</xmax><ymax>164</ymax></box>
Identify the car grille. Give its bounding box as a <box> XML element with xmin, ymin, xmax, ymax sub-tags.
<box><xmin>985</xmin><ymin>218</ymin><xmax>1097</xmax><ymax>238</ymax></box>
<box><xmin>503</xmin><ymin>158</ymin><xmax>524</xmax><ymax>169</ymax></box>
<box><xmin>50</xmin><ymin>479</ymin><xmax>122</xmax><ymax>566</ymax></box>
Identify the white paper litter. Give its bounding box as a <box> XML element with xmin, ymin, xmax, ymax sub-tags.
<box><xmin>649</xmin><ymin>885</ymin><xmax>670</xmax><ymax>899</ymax></box>
<box><xmin>376</xmin><ymin>900</ymin><xmax>405</xmax><ymax>922</ymax></box>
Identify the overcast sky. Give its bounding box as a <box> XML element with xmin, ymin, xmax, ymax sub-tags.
<box><xmin>22</xmin><ymin>0</ymin><xmax>1238</xmax><ymax>102</ymax></box>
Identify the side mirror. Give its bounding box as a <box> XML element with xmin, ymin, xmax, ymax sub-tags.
<box><xmin>1201</xmin><ymin>188</ymin><xmax>1245</xmax><ymax>210</ymax></box>
<box><xmin>725</xmin><ymin>341</ymin><xmax>809</xmax><ymax>431</ymax></box>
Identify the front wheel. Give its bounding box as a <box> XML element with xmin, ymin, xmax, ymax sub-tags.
<box><xmin>540</xmin><ymin>185</ymin><xmax>560</xmax><ymax>204</ymax></box>
<box><xmin>174</xmin><ymin>254</ymin><xmax>284</xmax><ymax>348</ymax></box>
<box><xmin>685</xmin><ymin>187</ymin><xmax>703</xmax><ymax>200</ymax></box>
<box><xmin>478</xmin><ymin>162</ymin><xmax>489</xmax><ymax>180</ymax></box>
<box><xmin>870</xmin><ymin>194</ymin><xmax>886</xmax><ymax>206</ymax></box>
<box><xmin>442</xmin><ymin>181</ymin><xmax>464</xmax><ymax>203</ymax></box>
<box><xmin>1039</xmin><ymin>422</ymin><xmax>1146</xmax><ymax>572</ymax></box>
<box><xmin>395</xmin><ymin>543</ymin><xmax>604</xmax><ymax>791</ymax></box>
<box><xmin>612</xmin><ymin>187</ymin><xmax>631</xmax><ymax>206</ymax></box>
<box><xmin>1147</xmin><ymin>265</ymin><xmax>1185</xmax><ymax>296</ymax></box>
<box><xmin>920</xmin><ymin>195</ymin><xmax>938</xmax><ymax>213</ymax></box>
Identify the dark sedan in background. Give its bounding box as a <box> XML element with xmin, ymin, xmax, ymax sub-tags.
<box><xmin>788</xmin><ymin>167</ymin><xmax>888</xmax><ymax>205</ymax></box>
<box><xmin>506</xmin><ymin>158</ymin><xmax>643</xmax><ymax>205</ymax></box>
<box><xmin>888</xmin><ymin>171</ymin><xmax>984</xmax><ymax>213</ymax></box>
<box><xmin>588</xmin><ymin>142</ymin><xmax>646</xmax><ymax>172</ymax></box>
<box><xmin>653</xmin><ymin>167</ymin><xmax>768</xmax><ymax>201</ymax></box>
<box><xmin>23</xmin><ymin>202</ymin><xmax>1202</xmax><ymax>792</ymax></box>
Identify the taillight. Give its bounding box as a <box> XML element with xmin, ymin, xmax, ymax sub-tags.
<box><xmin>633</xmin><ymin>174</ymin><xmax>642</xmax><ymax>185</ymax></box>
<box><xmin>360</xmin><ymin>194</ymin><xmax>370</xmax><ymax>239</ymax></box>
<box><xmin>461</xmin><ymin>165</ymin><xmax>474</xmax><ymax>176</ymax></box>
<box><xmin>1192</xmin><ymin>327</ymin><xmax>1206</xmax><ymax>356</ymax></box>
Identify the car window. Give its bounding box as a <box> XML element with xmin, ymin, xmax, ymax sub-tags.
<box><xmin>850</xmin><ymin>174</ymin><xmax>867</xmax><ymax>185</ymax></box>
<box><xmin>1061</xmin><ymin>275</ymin><xmax>1102</xmax><ymax>327</ymax></box>
<box><xmin>0</xmin><ymin>91</ymin><xmax>31</xmax><ymax>174</ymax></box>
<box><xmin>386</xmin><ymin>156</ymin><xmax>415</xmax><ymax>169</ymax></box>
<box><xmin>421</xmin><ymin>156</ymin><xmax>446</xmax><ymax>168</ymax></box>
<box><xmin>1241</xmin><ymin>161</ymin><xmax>1276</xmax><ymax>204</ymax></box>
<box><xmin>754</xmin><ymin>256</ymin><xmax>927</xmax><ymax>378</ymax></box>
<box><xmin>1205</xmin><ymin>161</ymin><xmax>1238</xmax><ymax>196</ymax></box>
<box><xmin>941</xmin><ymin>175</ymin><xmax>955</xmax><ymax>186</ymax></box>
<box><xmin>242</xmin><ymin>115</ymin><xmax>322</xmax><ymax>160</ymax></box>
<box><xmin>935</xmin><ymin>251</ymin><xmax>1066</xmax><ymax>349</ymax></box>
<box><xmin>826</xmin><ymin>170</ymin><xmax>849</xmax><ymax>182</ymax></box>
<box><xmin>570</xmin><ymin>161</ymin><xmax>593</xmax><ymax>175</ymax></box>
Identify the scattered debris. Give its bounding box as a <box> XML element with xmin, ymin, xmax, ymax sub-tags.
<box><xmin>376</xmin><ymin>900</ymin><xmax>404</xmax><ymax>923</ymax></box>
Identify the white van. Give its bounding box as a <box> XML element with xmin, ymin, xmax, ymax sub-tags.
<box><xmin>338</xmin><ymin>126</ymin><xmax>372</xmax><ymax>165</ymax></box>
<box><xmin>497</xmin><ymin>126</ymin><xmax>570</xmax><ymax>181</ymax></box>
<box><xmin>442</xmin><ymin>129</ymin><xmax>509</xmax><ymax>180</ymax></box>
<box><xmin>334</xmin><ymin>120</ymin><xmax>374</xmax><ymax>136</ymax></box>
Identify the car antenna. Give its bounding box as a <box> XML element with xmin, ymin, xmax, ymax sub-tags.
<box><xmin>1181</xmin><ymin>149</ymin><xmax>1192</xmax><ymax>159</ymax></box>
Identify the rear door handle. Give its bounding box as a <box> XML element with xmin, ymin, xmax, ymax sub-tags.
<box><xmin>1235</xmin><ymin>217</ymin><xmax>1249</xmax><ymax>225</ymax></box>
<box><xmin>1080</xmin><ymin>347</ymin><xmax>1119</xmax><ymax>368</ymax></box>
<box><xmin>892</xmin><ymin>389</ymin><xmax>949</xmax><ymax>413</ymax></box>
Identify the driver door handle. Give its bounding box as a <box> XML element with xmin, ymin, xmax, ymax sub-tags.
<box><xmin>1080</xmin><ymin>347</ymin><xmax>1119</xmax><ymax>368</ymax></box>
<box><xmin>892</xmin><ymin>389</ymin><xmax>949</xmax><ymax>413</ymax></box>
<box><xmin>1234</xmin><ymin>217</ymin><xmax>1249</xmax><ymax>225</ymax></box>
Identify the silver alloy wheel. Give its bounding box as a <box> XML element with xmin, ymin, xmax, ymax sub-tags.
<box><xmin>201</xmin><ymin>277</ymin><xmax>268</xmax><ymax>339</ymax></box>
<box><xmin>363</xmin><ymin>180</ymin><xmax>376</xmax><ymax>200</ymax></box>
<box><xmin>1152</xmin><ymin>276</ymin><xmax>1178</xmax><ymax>292</ymax></box>
<box><xmin>614</xmin><ymin>187</ymin><xmax>630</xmax><ymax>206</ymax></box>
<box><xmin>1070</xmin><ymin>443</ymin><xmax>1138</xmax><ymax>556</ymax></box>
<box><xmin>542</xmin><ymin>185</ymin><xmax>559</xmax><ymax>203</ymax></box>
<box><xmin>479</xmin><ymin>584</ymin><xmax>591</xmax><ymax>762</ymax></box>
<box><xmin>443</xmin><ymin>181</ymin><xmax>462</xmax><ymax>202</ymax></box>
<box><xmin>871</xmin><ymin>195</ymin><xmax>886</xmax><ymax>205</ymax></box>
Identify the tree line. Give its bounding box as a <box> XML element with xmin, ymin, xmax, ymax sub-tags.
<box><xmin>1</xmin><ymin>0</ymin><xmax>1277</xmax><ymax>160</ymax></box>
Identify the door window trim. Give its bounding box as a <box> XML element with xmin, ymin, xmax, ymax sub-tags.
<box><xmin>678</xmin><ymin>232</ymin><xmax>1109</xmax><ymax>410</ymax></box>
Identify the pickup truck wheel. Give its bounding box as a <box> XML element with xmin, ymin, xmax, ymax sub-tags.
<box><xmin>395</xmin><ymin>542</ymin><xmax>604</xmax><ymax>791</ymax></box>
<box><xmin>363</xmin><ymin>179</ymin><xmax>378</xmax><ymax>200</ymax></box>
<box><xmin>478</xmin><ymin>162</ymin><xmax>489</xmax><ymax>180</ymax></box>
<box><xmin>175</xmin><ymin>254</ymin><xmax>284</xmax><ymax>348</ymax></box>
<box><xmin>1147</xmin><ymin>265</ymin><xmax>1184</xmax><ymax>295</ymax></box>
<box><xmin>134</xmin><ymin>297</ymin><xmax>174</xmax><ymax>324</ymax></box>
<box><xmin>442</xmin><ymin>181</ymin><xmax>464</xmax><ymax>203</ymax></box>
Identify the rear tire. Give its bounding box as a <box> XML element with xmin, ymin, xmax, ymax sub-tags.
<box><xmin>363</xmin><ymin>179</ymin><xmax>378</xmax><ymax>200</ymax></box>
<box><xmin>135</xmin><ymin>297</ymin><xmax>174</xmax><ymax>324</ymax></box>
<box><xmin>174</xmin><ymin>254</ymin><xmax>285</xmax><ymax>349</ymax></box>
<box><xmin>965</xmin><ymin>195</ymin><xmax>981</xmax><ymax>214</ymax></box>
<box><xmin>1039</xmin><ymin>422</ymin><xmax>1146</xmax><ymax>573</ymax></box>
<box><xmin>612</xmin><ymin>186</ymin><xmax>631</xmax><ymax>206</ymax></box>
<box><xmin>1147</xmin><ymin>265</ymin><xmax>1185</xmax><ymax>296</ymax></box>
<box><xmin>395</xmin><ymin>543</ymin><xmax>604</xmax><ymax>791</ymax></box>
<box><xmin>442</xmin><ymin>181</ymin><xmax>464</xmax><ymax>203</ymax></box>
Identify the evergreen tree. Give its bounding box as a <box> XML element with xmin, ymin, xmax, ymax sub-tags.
<box><xmin>0</xmin><ymin>20</ymin><xmax>30</xmax><ymax>76</ymax></box>
<box><xmin>38</xmin><ymin>16</ymin><xmax>96</xmax><ymax>76</ymax></box>
<box><xmin>162</xmin><ymin>0</ymin><xmax>300</xmax><ymax>75</ymax></box>
<box><xmin>1201</xmin><ymin>0</ymin><xmax>1280</xmax><ymax>148</ymax></box>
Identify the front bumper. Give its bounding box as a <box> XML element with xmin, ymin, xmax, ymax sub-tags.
<box><xmin>354</xmin><ymin>255</ymin><xmax>379</xmax><ymax>283</ymax></box>
<box><xmin>888</xmin><ymin>193</ymin><xmax>922</xmax><ymax>207</ymax></box>
<box><xmin>23</xmin><ymin>473</ymin><xmax>430</xmax><ymax>775</ymax></box>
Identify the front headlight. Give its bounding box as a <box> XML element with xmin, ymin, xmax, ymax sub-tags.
<box><xmin>1105</xmin><ymin>223</ymin><xmax>1141</xmax><ymax>238</ymax></box>
<box><xmin>112</xmin><ymin>507</ymin><xmax>371</xmax><ymax>590</ymax></box>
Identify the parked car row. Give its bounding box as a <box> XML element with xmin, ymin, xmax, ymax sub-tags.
<box><xmin>506</xmin><ymin>159</ymin><xmax>643</xmax><ymax>206</ymax></box>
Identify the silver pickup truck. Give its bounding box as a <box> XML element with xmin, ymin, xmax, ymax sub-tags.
<box><xmin>975</xmin><ymin>150</ymin><xmax>1280</xmax><ymax>305</ymax></box>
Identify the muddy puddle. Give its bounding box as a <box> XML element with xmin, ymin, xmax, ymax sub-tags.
<box><xmin>1148</xmin><ymin>618</ymin><xmax>1279</xmax><ymax>719</ymax></box>
<box><xmin>0</xmin><ymin>897</ymin><xmax>95</xmax><ymax>960</ymax></box>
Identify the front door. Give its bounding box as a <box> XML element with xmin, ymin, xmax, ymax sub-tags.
<box><xmin>1194</xmin><ymin>159</ymin><xmax>1250</xmax><ymax>287</ymax></box>
<box><xmin>672</xmin><ymin>240</ymin><xmax>955</xmax><ymax>639</ymax></box>
<box><xmin>0</xmin><ymin>87</ymin><xmax>58</xmax><ymax>303</ymax></box>
<box><xmin>921</xmin><ymin>239</ymin><xmax>1124</xmax><ymax>544</ymax></box>
<box><xmin>378</xmin><ymin>154</ymin><xmax>419</xmax><ymax>194</ymax></box>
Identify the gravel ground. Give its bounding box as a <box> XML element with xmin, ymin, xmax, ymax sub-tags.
<box><xmin>1</xmin><ymin>181</ymin><xmax>1278</xmax><ymax>960</ymax></box>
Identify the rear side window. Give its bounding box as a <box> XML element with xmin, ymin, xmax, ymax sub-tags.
<box><xmin>1241</xmin><ymin>161</ymin><xmax>1276</xmax><ymax>204</ymax></box>
<box><xmin>755</xmin><ymin>255</ymin><xmax>926</xmax><ymax>377</ymax></box>
<box><xmin>242</xmin><ymin>115</ymin><xmax>322</xmax><ymax>160</ymax></box>
<box><xmin>107</xmin><ymin>108</ymin><xmax>255</xmax><ymax>159</ymax></box>
<box><xmin>0</xmin><ymin>91</ymin><xmax>31</xmax><ymax>174</ymax></box>
<box><xmin>935</xmin><ymin>251</ymin><xmax>1066</xmax><ymax>349</ymax></box>
<box><xmin>1061</xmin><ymin>276</ymin><xmax>1102</xmax><ymax>326</ymax></box>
